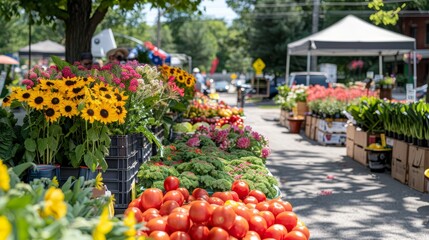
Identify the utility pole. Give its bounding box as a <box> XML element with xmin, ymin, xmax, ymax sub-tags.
<box><xmin>156</xmin><ymin>8</ymin><xmax>162</xmax><ymax>48</ymax></box>
<box><xmin>311</xmin><ymin>0</ymin><xmax>320</xmax><ymax>71</ymax></box>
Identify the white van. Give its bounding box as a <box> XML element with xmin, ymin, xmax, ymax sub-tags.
<box><xmin>288</xmin><ymin>72</ymin><xmax>329</xmax><ymax>88</ymax></box>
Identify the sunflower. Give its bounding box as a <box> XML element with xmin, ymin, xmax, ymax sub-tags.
<box><xmin>79</xmin><ymin>76</ymin><xmax>95</xmax><ymax>85</ymax></box>
<box><xmin>59</xmin><ymin>100</ymin><xmax>78</xmax><ymax>118</ymax></box>
<box><xmin>185</xmin><ymin>77</ymin><xmax>194</xmax><ymax>88</ymax></box>
<box><xmin>81</xmin><ymin>103</ymin><xmax>98</xmax><ymax>123</ymax></box>
<box><xmin>1</xmin><ymin>96</ymin><xmax>12</xmax><ymax>107</ymax></box>
<box><xmin>92</xmin><ymin>83</ymin><xmax>113</xmax><ymax>94</ymax></box>
<box><xmin>27</xmin><ymin>91</ymin><xmax>48</xmax><ymax>110</ymax></box>
<box><xmin>39</xmin><ymin>79</ymin><xmax>59</xmax><ymax>91</ymax></box>
<box><xmin>113</xmin><ymin>88</ymin><xmax>128</xmax><ymax>103</ymax></box>
<box><xmin>176</xmin><ymin>73</ymin><xmax>186</xmax><ymax>83</ymax></box>
<box><xmin>14</xmin><ymin>89</ymin><xmax>32</xmax><ymax>103</ymax></box>
<box><xmin>114</xmin><ymin>104</ymin><xmax>127</xmax><ymax>124</ymax></box>
<box><xmin>96</xmin><ymin>105</ymin><xmax>117</xmax><ymax>124</ymax></box>
<box><xmin>48</xmin><ymin>92</ymin><xmax>64</xmax><ymax>108</ymax></box>
<box><xmin>168</xmin><ymin>67</ymin><xmax>177</xmax><ymax>75</ymax></box>
<box><xmin>100</xmin><ymin>90</ymin><xmax>116</xmax><ymax>104</ymax></box>
<box><xmin>44</xmin><ymin>107</ymin><xmax>61</xmax><ymax>123</ymax></box>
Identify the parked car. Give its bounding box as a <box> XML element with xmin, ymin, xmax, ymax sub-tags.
<box><xmin>288</xmin><ymin>72</ymin><xmax>329</xmax><ymax>88</ymax></box>
<box><xmin>416</xmin><ymin>84</ymin><xmax>427</xmax><ymax>100</ymax></box>
<box><xmin>214</xmin><ymin>80</ymin><xmax>230</xmax><ymax>92</ymax></box>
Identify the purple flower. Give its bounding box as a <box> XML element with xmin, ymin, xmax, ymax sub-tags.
<box><xmin>245</xmin><ymin>126</ymin><xmax>252</xmax><ymax>132</ymax></box>
<box><xmin>186</xmin><ymin>137</ymin><xmax>200</xmax><ymax>147</ymax></box>
<box><xmin>251</xmin><ymin>131</ymin><xmax>261</xmax><ymax>141</ymax></box>
<box><xmin>261</xmin><ymin>147</ymin><xmax>270</xmax><ymax>158</ymax></box>
<box><xmin>236</xmin><ymin>137</ymin><xmax>251</xmax><ymax>149</ymax></box>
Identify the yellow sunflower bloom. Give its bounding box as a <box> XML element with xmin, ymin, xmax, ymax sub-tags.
<box><xmin>59</xmin><ymin>100</ymin><xmax>78</xmax><ymax>118</ymax></box>
<box><xmin>185</xmin><ymin>77</ymin><xmax>194</xmax><ymax>88</ymax></box>
<box><xmin>42</xmin><ymin>187</ymin><xmax>67</xmax><ymax>219</ymax></box>
<box><xmin>14</xmin><ymin>89</ymin><xmax>32</xmax><ymax>103</ymax></box>
<box><xmin>176</xmin><ymin>74</ymin><xmax>186</xmax><ymax>83</ymax></box>
<box><xmin>63</xmin><ymin>77</ymin><xmax>79</xmax><ymax>89</ymax></box>
<box><xmin>52</xmin><ymin>176</ymin><xmax>59</xmax><ymax>187</ymax></box>
<box><xmin>44</xmin><ymin>107</ymin><xmax>61</xmax><ymax>123</ymax></box>
<box><xmin>0</xmin><ymin>160</ymin><xmax>10</xmax><ymax>192</ymax></box>
<box><xmin>92</xmin><ymin>208</ymin><xmax>113</xmax><ymax>240</ymax></box>
<box><xmin>47</xmin><ymin>92</ymin><xmax>64</xmax><ymax>108</ymax></box>
<box><xmin>39</xmin><ymin>79</ymin><xmax>59</xmax><ymax>91</ymax></box>
<box><xmin>123</xmin><ymin>211</ymin><xmax>137</xmax><ymax>237</ymax></box>
<box><xmin>113</xmin><ymin>88</ymin><xmax>128</xmax><ymax>103</ymax></box>
<box><xmin>0</xmin><ymin>215</ymin><xmax>12</xmax><ymax>240</ymax></box>
<box><xmin>93</xmin><ymin>83</ymin><xmax>113</xmax><ymax>94</ymax></box>
<box><xmin>27</xmin><ymin>91</ymin><xmax>49</xmax><ymax>110</ymax></box>
<box><xmin>114</xmin><ymin>104</ymin><xmax>127</xmax><ymax>124</ymax></box>
<box><xmin>100</xmin><ymin>90</ymin><xmax>116</xmax><ymax>104</ymax></box>
<box><xmin>96</xmin><ymin>105</ymin><xmax>117</xmax><ymax>124</ymax></box>
<box><xmin>1</xmin><ymin>96</ymin><xmax>12</xmax><ymax>107</ymax></box>
<box><xmin>79</xmin><ymin>76</ymin><xmax>95</xmax><ymax>86</ymax></box>
<box><xmin>81</xmin><ymin>104</ymin><xmax>98</xmax><ymax>123</ymax></box>
<box><xmin>425</xmin><ymin>168</ymin><xmax>429</xmax><ymax>178</ymax></box>
<box><xmin>95</xmin><ymin>172</ymin><xmax>104</xmax><ymax>190</ymax></box>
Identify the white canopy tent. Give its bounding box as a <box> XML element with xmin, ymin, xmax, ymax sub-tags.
<box><xmin>286</xmin><ymin>15</ymin><xmax>417</xmax><ymax>88</ymax></box>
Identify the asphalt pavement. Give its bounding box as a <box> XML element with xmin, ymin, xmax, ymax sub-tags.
<box><xmin>219</xmin><ymin>92</ymin><xmax>429</xmax><ymax>240</ymax></box>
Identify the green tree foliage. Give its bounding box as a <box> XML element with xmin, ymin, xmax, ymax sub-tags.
<box><xmin>0</xmin><ymin>0</ymin><xmax>202</xmax><ymax>63</ymax></box>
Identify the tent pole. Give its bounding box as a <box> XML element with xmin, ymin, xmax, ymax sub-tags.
<box><xmin>378</xmin><ymin>52</ymin><xmax>382</xmax><ymax>76</ymax></box>
<box><xmin>413</xmin><ymin>50</ymin><xmax>417</xmax><ymax>89</ymax></box>
<box><xmin>285</xmin><ymin>50</ymin><xmax>290</xmax><ymax>86</ymax></box>
<box><xmin>306</xmin><ymin>51</ymin><xmax>311</xmax><ymax>86</ymax></box>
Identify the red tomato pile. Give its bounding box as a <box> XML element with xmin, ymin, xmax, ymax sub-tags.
<box><xmin>126</xmin><ymin>177</ymin><xmax>310</xmax><ymax>240</ymax></box>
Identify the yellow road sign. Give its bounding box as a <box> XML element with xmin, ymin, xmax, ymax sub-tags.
<box><xmin>230</xmin><ymin>73</ymin><xmax>237</xmax><ymax>80</ymax></box>
<box><xmin>253</xmin><ymin>58</ymin><xmax>265</xmax><ymax>75</ymax></box>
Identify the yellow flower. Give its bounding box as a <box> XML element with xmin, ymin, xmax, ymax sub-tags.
<box><xmin>123</xmin><ymin>211</ymin><xmax>136</xmax><ymax>237</ymax></box>
<box><xmin>176</xmin><ymin>73</ymin><xmax>186</xmax><ymax>83</ymax></box>
<box><xmin>96</xmin><ymin>105</ymin><xmax>117</xmax><ymax>124</ymax></box>
<box><xmin>27</xmin><ymin>91</ymin><xmax>48</xmax><ymax>110</ymax></box>
<box><xmin>114</xmin><ymin>104</ymin><xmax>127</xmax><ymax>124</ymax></box>
<box><xmin>14</xmin><ymin>89</ymin><xmax>32</xmax><ymax>103</ymax></box>
<box><xmin>93</xmin><ymin>83</ymin><xmax>113</xmax><ymax>94</ymax></box>
<box><xmin>425</xmin><ymin>168</ymin><xmax>429</xmax><ymax>178</ymax></box>
<box><xmin>0</xmin><ymin>160</ymin><xmax>10</xmax><ymax>192</ymax></box>
<box><xmin>44</xmin><ymin>107</ymin><xmax>61</xmax><ymax>123</ymax></box>
<box><xmin>185</xmin><ymin>77</ymin><xmax>194</xmax><ymax>88</ymax></box>
<box><xmin>39</xmin><ymin>79</ymin><xmax>59</xmax><ymax>91</ymax></box>
<box><xmin>1</xmin><ymin>96</ymin><xmax>12</xmax><ymax>107</ymax></box>
<box><xmin>47</xmin><ymin>92</ymin><xmax>64</xmax><ymax>108</ymax></box>
<box><xmin>0</xmin><ymin>215</ymin><xmax>12</xmax><ymax>240</ymax></box>
<box><xmin>100</xmin><ymin>90</ymin><xmax>116</xmax><ymax>104</ymax></box>
<box><xmin>52</xmin><ymin>176</ymin><xmax>59</xmax><ymax>187</ymax></box>
<box><xmin>59</xmin><ymin>100</ymin><xmax>78</xmax><ymax>118</ymax></box>
<box><xmin>113</xmin><ymin>88</ymin><xmax>128</xmax><ymax>102</ymax></box>
<box><xmin>95</xmin><ymin>172</ymin><xmax>103</xmax><ymax>190</ymax></box>
<box><xmin>41</xmin><ymin>187</ymin><xmax>67</xmax><ymax>219</ymax></box>
<box><xmin>81</xmin><ymin>103</ymin><xmax>98</xmax><ymax>123</ymax></box>
<box><xmin>92</xmin><ymin>208</ymin><xmax>113</xmax><ymax>240</ymax></box>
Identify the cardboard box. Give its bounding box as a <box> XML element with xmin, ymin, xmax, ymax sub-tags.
<box><xmin>279</xmin><ymin>109</ymin><xmax>289</xmax><ymax>127</ymax></box>
<box><xmin>311</xmin><ymin>117</ymin><xmax>318</xmax><ymax>128</ymax></box>
<box><xmin>354</xmin><ymin>129</ymin><xmax>368</xmax><ymax>147</ymax></box>
<box><xmin>317</xmin><ymin>119</ymin><xmax>347</xmax><ymax>133</ymax></box>
<box><xmin>346</xmin><ymin>124</ymin><xmax>356</xmax><ymax>141</ymax></box>
<box><xmin>305</xmin><ymin>115</ymin><xmax>312</xmax><ymax>126</ymax></box>
<box><xmin>353</xmin><ymin>144</ymin><xmax>367</xmax><ymax>166</ymax></box>
<box><xmin>386</xmin><ymin>137</ymin><xmax>395</xmax><ymax>148</ymax></box>
<box><xmin>392</xmin><ymin>157</ymin><xmax>408</xmax><ymax>184</ymax></box>
<box><xmin>310</xmin><ymin>127</ymin><xmax>317</xmax><ymax>140</ymax></box>
<box><xmin>392</xmin><ymin>140</ymin><xmax>409</xmax><ymax>162</ymax></box>
<box><xmin>316</xmin><ymin>129</ymin><xmax>346</xmax><ymax>145</ymax></box>
<box><xmin>305</xmin><ymin>124</ymin><xmax>311</xmax><ymax>138</ymax></box>
<box><xmin>346</xmin><ymin>138</ymin><xmax>354</xmax><ymax>158</ymax></box>
<box><xmin>407</xmin><ymin>146</ymin><xmax>429</xmax><ymax>192</ymax></box>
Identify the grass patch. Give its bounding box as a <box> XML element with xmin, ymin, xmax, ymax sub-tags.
<box><xmin>258</xmin><ymin>105</ymin><xmax>281</xmax><ymax>109</ymax></box>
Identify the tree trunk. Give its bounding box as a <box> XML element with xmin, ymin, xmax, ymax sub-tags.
<box><xmin>65</xmin><ymin>0</ymin><xmax>108</xmax><ymax>63</ymax></box>
<box><xmin>426</xmin><ymin>77</ymin><xmax>429</xmax><ymax>103</ymax></box>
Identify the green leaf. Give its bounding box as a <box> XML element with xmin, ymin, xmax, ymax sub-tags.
<box><xmin>24</xmin><ymin>138</ymin><xmax>37</xmax><ymax>152</ymax></box>
<box><xmin>84</xmin><ymin>152</ymin><xmax>96</xmax><ymax>171</ymax></box>
<box><xmin>75</xmin><ymin>144</ymin><xmax>85</xmax><ymax>163</ymax></box>
<box><xmin>51</xmin><ymin>55</ymin><xmax>71</xmax><ymax>70</ymax></box>
<box><xmin>37</xmin><ymin>138</ymin><xmax>49</xmax><ymax>156</ymax></box>
<box><xmin>12</xmin><ymin>162</ymin><xmax>36</xmax><ymax>176</ymax></box>
<box><xmin>87</xmin><ymin>127</ymin><xmax>99</xmax><ymax>142</ymax></box>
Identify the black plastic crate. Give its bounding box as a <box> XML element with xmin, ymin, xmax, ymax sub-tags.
<box><xmin>110</xmin><ymin>182</ymin><xmax>135</xmax><ymax>209</ymax></box>
<box><xmin>105</xmin><ymin>151</ymin><xmax>138</xmax><ymax>170</ymax></box>
<box><xmin>59</xmin><ymin>166</ymin><xmax>101</xmax><ymax>185</ymax></box>
<box><xmin>108</xmin><ymin>135</ymin><xmax>136</xmax><ymax>157</ymax></box>
<box><xmin>103</xmin><ymin>160</ymin><xmax>139</xmax><ymax>183</ymax></box>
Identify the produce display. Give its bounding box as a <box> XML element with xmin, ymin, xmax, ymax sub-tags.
<box><xmin>137</xmin><ymin>124</ymin><xmax>278</xmax><ymax>198</ymax></box>
<box><xmin>128</xmin><ymin>176</ymin><xmax>310</xmax><ymax>240</ymax></box>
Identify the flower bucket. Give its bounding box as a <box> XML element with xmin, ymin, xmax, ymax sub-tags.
<box><xmin>28</xmin><ymin>164</ymin><xmax>60</xmax><ymax>182</ymax></box>
<box><xmin>287</xmin><ymin>117</ymin><xmax>304</xmax><ymax>134</ymax></box>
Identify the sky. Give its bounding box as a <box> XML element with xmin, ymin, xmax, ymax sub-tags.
<box><xmin>144</xmin><ymin>0</ymin><xmax>238</xmax><ymax>25</ymax></box>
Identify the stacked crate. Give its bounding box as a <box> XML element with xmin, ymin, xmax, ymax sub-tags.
<box><xmin>407</xmin><ymin>146</ymin><xmax>429</xmax><ymax>192</ymax></box>
<box><xmin>346</xmin><ymin>124</ymin><xmax>355</xmax><ymax>158</ymax></box>
<box><xmin>352</xmin><ymin>128</ymin><xmax>369</xmax><ymax>166</ymax></box>
<box><xmin>315</xmin><ymin>119</ymin><xmax>347</xmax><ymax>146</ymax></box>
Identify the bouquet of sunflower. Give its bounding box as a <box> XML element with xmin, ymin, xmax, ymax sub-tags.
<box><xmin>2</xmin><ymin>73</ymin><xmax>128</xmax><ymax>171</ymax></box>
<box><xmin>160</xmin><ymin>65</ymin><xmax>196</xmax><ymax>102</ymax></box>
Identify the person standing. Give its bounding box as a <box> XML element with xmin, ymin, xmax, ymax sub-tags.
<box><xmin>193</xmin><ymin>67</ymin><xmax>207</xmax><ymax>94</ymax></box>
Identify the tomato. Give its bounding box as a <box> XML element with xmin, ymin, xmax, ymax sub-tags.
<box><xmin>212</xmin><ymin>192</ymin><xmax>233</xmax><ymax>202</ymax></box>
<box><xmin>124</xmin><ymin>207</ymin><xmax>144</xmax><ymax>223</ymax></box>
<box><xmin>149</xmin><ymin>230</ymin><xmax>170</xmax><ymax>240</ymax></box>
<box><xmin>208</xmin><ymin>227</ymin><xmax>230</xmax><ymax>240</ymax></box>
<box><xmin>166</xmin><ymin>212</ymin><xmax>190</xmax><ymax>233</ymax></box>
<box><xmin>246</xmin><ymin>203</ymin><xmax>257</xmax><ymax>209</ymax></box>
<box><xmin>268</xmin><ymin>202</ymin><xmax>285</xmax><ymax>217</ymax></box>
<box><xmin>177</xmin><ymin>188</ymin><xmax>190</xmax><ymax>202</ymax></box>
<box><xmin>249</xmin><ymin>215</ymin><xmax>268</xmax><ymax>237</ymax></box>
<box><xmin>192</xmin><ymin>188</ymin><xmax>209</xmax><ymax>199</ymax></box>
<box><xmin>248</xmin><ymin>190</ymin><xmax>266</xmax><ymax>202</ymax></box>
<box><xmin>229</xmin><ymin>191</ymin><xmax>240</xmax><ymax>201</ymax></box>
<box><xmin>208</xmin><ymin>197</ymin><xmax>225</xmax><ymax>205</ymax></box>
<box><xmin>263</xmin><ymin>224</ymin><xmax>288</xmax><ymax>240</ymax></box>
<box><xmin>244</xmin><ymin>196</ymin><xmax>259</xmax><ymax>204</ymax></box>
<box><xmin>284</xmin><ymin>230</ymin><xmax>308</xmax><ymax>240</ymax></box>
<box><xmin>233</xmin><ymin>205</ymin><xmax>252</xmax><ymax>222</ymax></box>
<box><xmin>144</xmin><ymin>212</ymin><xmax>161</xmax><ymax>221</ymax></box>
<box><xmin>292</xmin><ymin>226</ymin><xmax>310</xmax><ymax>240</ymax></box>
<box><xmin>278</xmin><ymin>200</ymin><xmax>293</xmax><ymax>212</ymax></box>
<box><xmin>189</xmin><ymin>200</ymin><xmax>212</xmax><ymax>224</ymax></box>
<box><xmin>231</xmin><ymin>180</ymin><xmax>250</xmax><ymax>200</ymax></box>
<box><xmin>163</xmin><ymin>190</ymin><xmax>185</xmax><ymax>206</ymax></box>
<box><xmin>259</xmin><ymin>211</ymin><xmax>275</xmax><ymax>227</ymax></box>
<box><xmin>128</xmin><ymin>198</ymin><xmax>142</xmax><ymax>210</ymax></box>
<box><xmin>164</xmin><ymin>176</ymin><xmax>180</xmax><ymax>192</ymax></box>
<box><xmin>146</xmin><ymin>217</ymin><xmax>168</xmax><ymax>233</ymax></box>
<box><xmin>243</xmin><ymin>231</ymin><xmax>262</xmax><ymax>240</ymax></box>
<box><xmin>188</xmin><ymin>195</ymin><xmax>196</xmax><ymax>202</ymax></box>
<box><xmin>169</xmin><ymin>231</ymin><xmax>191</xmax><ymax>240</ymax></box>
<box><xmin>141</xmin><ymin>188</ymin><xmax>164</xmax><ymax>210</ymax></box>
<box><xmin>275</xmin><ymin>211</ymin><xmax>298</xmax><ymax>232</ymax></box>
<box><xmin>171</xmin><ymin>207</ymin><xmax>189</xmax><ymax>215</ymax></box>
<box><xmin>228</xmin><ymin>215</ymin><xmax>249</xmax><ymax>238</ymax></box>
<box><xmin>136</xmin><ymin>230</ymin><xmax>148</xmax><ymax>237</ymax></box>
<box><xmin>256</xmin><ymin>202</ymin><xmax>270</xmax><ymax>211</ymax></box>
<box><xmin>159</xmin><ymin>200</ymin><xmax>180</xmax><ymax>216</ymax></box>
<box><xmin>211</xmin><ymin>205</ymin><xmax>237</xmax><ymax>230</ymax></box>
<box><xmin>188</xmin><ymin>224</ymin><xmax>209</xmax><ymax>240</ymax></box>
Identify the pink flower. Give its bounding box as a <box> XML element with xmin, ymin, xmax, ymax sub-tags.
<box><xmin>113</xmin><ymin>77</ymin><xmax>121</xmax><ymax>84</ymax></box>
<box><xmin>77</xmin><ymin>65</ymin><xmax>86</xmax><ymax>70</ymax></box>
<box><xmin>29</xmin><ymin>72</ymin><xmax>37</xmax><ymax>79</ymax></box>
<box><xmin>119</xmin><ymin>83</ymin><xmax>125</xmax><ymax>88</ymax></box>
<box><xmin>261</xmin><ymin>147</ymin><xmax>270</xmax><ymax>158</ymax></box>
<box><xmin>130</xmin><ymin>79</ymin><xmax>138</xmax><ymax>86</ymax></box>
<box><xmin>186</xmin><ymin>137</ymin><xmax>200</xmax><ymax>147</ymax></box>
<box><xmin>128</xmin><ymin>85</ymin><xmax>137</xmax><ymax>92</ymax></box>
<box><xmin>49</xmin><ymin>65</ymin><xmax>58</xmax><ymax>71</ymax></box>
<box><xmin>244</xmin><ymin>126</ymin><xmax>252</xmax><ymax>132</ymax></box>
<box><xmin>22</xmin><ymin>79</ymin><xmax>34</xmax><ymax>88</ymax></box>
<box><xmin>251</xmin><ymin>131</ymin><xmax>261</xmax><ymax>141</ymax></box>
<box><xmin>99</xmin><ymin>76</ymin><xmax>106</xmax><ymax>82</ymax></box>
<box><xmin>62</xmin><ymin>66</ymin><xmax>75</xmax><ymax>78</ymax></box>
<box><xmin>41</xmin><ymin>71</ymin><xmax>50</xmax><ymax>78</ymax></box>
<box><xmin>236</xmin><ymin>137</ymin><xmax>251</xmax><ymax>149</ymax></box>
